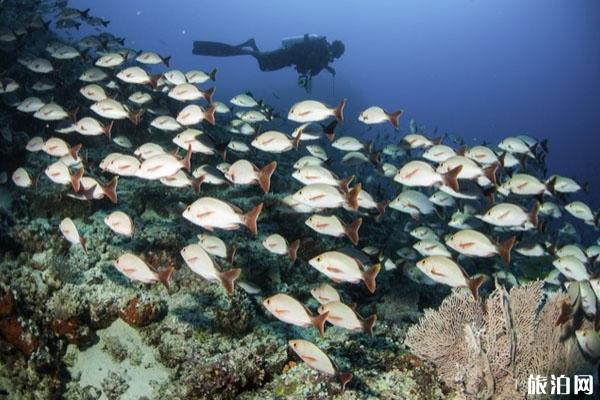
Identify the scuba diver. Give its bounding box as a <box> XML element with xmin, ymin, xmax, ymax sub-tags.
<box><xmin>192</xmin><ymin>34</ymin><xmax>345</xmax><ymax>91</ymax></box>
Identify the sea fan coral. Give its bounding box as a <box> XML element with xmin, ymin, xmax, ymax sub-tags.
<box><xmin>404</xmin><ymin>281</ymin><xmax>592</xmax><ymax>399</ymax></box>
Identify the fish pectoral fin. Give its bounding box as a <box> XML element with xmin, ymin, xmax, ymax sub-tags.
<box><xmin>459</xmin><ymin>242</ymin><xmax>476</xmax><ymax>249</ymax></box>
<box><xmin>301</xmin><ymin>354</ymin><xmax>318</xmax><ymax>362</ymax></box>
<box><xmin>196</xmin><ymin>211</ymin><xmax>214</xmax><ymax>219</ymax></box>
<box><xmin>430</xmin><ymin>267</ymin><xmax>446</xmax><ymax>277</ymax></box>
<box><xmin>147</xmin><ymin>164</ymin><xmax>163</xmax><ymax>172</ymax></box>
<box><xmin>274</xmin><ymin>308</ymin><xmax>288</xmax><ymax>315</ymax></box>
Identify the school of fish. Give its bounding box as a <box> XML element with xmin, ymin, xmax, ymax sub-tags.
<box><xmin>2</xmin><ymin>2</ymin><xmax>600</xmax><ymax>391</ymax></box>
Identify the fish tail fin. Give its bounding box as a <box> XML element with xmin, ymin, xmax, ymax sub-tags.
<box><xmin>467</xmin><ymin>275</ymin><xmax>486</xmax><ymax>301</ymax></box>
<box><xmin>333</xmin><ymin>98</ymin><xmax>346</xmax><ymax>123</ymax></box>
<box><xmin>529</xmin><ymin>201</ymin><xmax>540</xmax><ymax>229</ymax></box>
<box><xmin>582</xmin><ymin>181</ymin><xmax>589</xmax><ymax>193</ymax></box>
<box><xmin>203</xmin><ymin>87</ymin><xmax>215</xmax><ymax>104</ymax></box>
<box><xmin>338</xmin><ymin>372</ymin><xmax>353</xmax><ymax>392</ymax></box>
<box><xmin>376</xmin><ymin>200</ymin><xmax>388</xmax><ymax>217</ymax></box>
<box><xmin>442</xmin><ymin>165</ymin><xmax>462</xmax><ymax>193</ymax></box>
<box><xmin>128</xmin><ymin>109</ymin><xmax>143</xmax><ymax>125</ymax></box>
<box><xmin>369</xmin><ymin>151</ymin><xmax>381</xmax><ymax>166</ymax></box>
<box><xmin>555</xmin><ymin>299</ymin><xmax>572</xmax><ymax>326</ymax></box>
<box><xmin>209</xmin><ymin>68</ymin><xmax>218</xmax><ymax>81</ymax></box>
<box><xmin>68</xmin><ymin>106</ymin><xmax>79</xmax><ymax>122</ymax></box>
<box><xmin>103</xmin><ymin>120</ymin><xmax>114</xmax><ymax>140</ymax></box>
<box><xmin>287</xmin><ymin>239</ymin><xmax>300</xmax><ymax>262</ymax></box>
<box><xmin>362</xmin><ymin>314</ymin><xmax>377</xmax><ymax>337</ymax></box>
<box><xmin>483</xmin><ymin>185</ymin><xmax>496</xmax><ymax>205</ymax></box>
<box><xmin>80</xmin><ymin>236</ymin><xmax>87</xmax><ymax>253</ymax></box>
<box><xmin>149</xmin><ymin>74</ymin><xmax>161</xmax><ymax>89</ymax></box>
<box><xmin>258</xmin><ymin>161</ymin><xmax>277</xmax><ymax>193</ymax></box>
<box><xmin>192</xmin><ymin>175</ymin><xmax>204</xmax><ymax>195</ymax></box>
<box><xmin>346</xmin><ymin>183</ymin><xmax>361</xmax><ymax>210</ymax></box>
<box><xmin>456</xmin><ymin>145</ymin><xmax>468</xmax><ymax>156</ymax></box>
<box><xmin>292</xmin><ymin>129</ymin><xmax>302</xmax><ymax>150</ymax></box>
<box><xmin>483</xmin><ymin>163</ymin><xmax>499</xmax><ymax>185</ymax></box>
<box><xmin>81</xmin><ymin>8</ymin><xmax>91</xmax><ymax>18</ymax></box>
<box><xmin>338</xmin><ymin>175</ymin><xmax>354</xmax><ymax>194</ymax></box>
<box><xmin>182</xmin><ymin>145</ymin><xmax>193</xmax><ymax>172</ymax></box>
<box><xmin>323</xmin><ymin>120</ymin><xmax>337</xmax><ymax>142</ymax></box>
<box><xmin>158</xmin><ymin>265</ymin><xmax>175</xmax><ymax>290</ymax></box>
<box><xmin>203</xmin><ymin>104</ymin><xmax>216</xmax><ymax>125</ymax></box>
<box><xmin>310</xmin><ymin>310</ymin><xmax>329</xmax><ymax>337</ymax></box>
<box><xmin>432</xmin><ymin>136</ymin><xmax>443</xmax><ymax>145</ymax></box>
<box><xmin>546</xmin><ymin>175</ymin><xmax>557</xmax><ymax>196</ymax></box>
<box><xmin>227</xmin><ymin>245</ymin><xmax>237</xmax><ymax>265</ymax></box>
<box><xmin>103</xmin><ymin>177</ymin><xmax>119</xmax><ymax>204</ymax></box>
<box><xmin>362</xmin><ymin>263</ymin><xmax>381</xmax><ymax>294</ymax></box>
<box><xmin>216</xmin><ymin>142</ymin><xmax>228</xmax><ymax>161</ymax></box>
<box><xmin>388</xmin><ymin>109</ymin><xmax>403</xmax><ymax>129</ymax></box>
<box><xmin>498</xmin><ymin>236</ymin><xmax>516</xmax><ymax>265</ymax></box>
<box><xmin>161</xmin><ymin>55</ymin><xmax>171</xmax><ymax>67</ymax></box>
<box><xmin>243</xmin><ymin>203</ymin><xmax>263</xmax><ymax>235</ymax></box>
<box><xmin>219</xmin><ymin>268</ymin><xmax>241</xmax><ymax>295</ymax></box>
<box><xmin>101</xmin><ymin>19</ymin><xmax>110</xmax><ymax>27</ymax></box>
<box><xmin>344</xmin><ymin>217</ymin><xmax>362</xmax><ymax>246</ymax></box>
<box><xmin>69</xmin><ymin>143</ymin><xmax>82</xmax><ymax>160</ymax></box>
<box><xmin>70</xmin><ymin>167</ymin><xmax>84</xmax><ymax>192</ymax></box>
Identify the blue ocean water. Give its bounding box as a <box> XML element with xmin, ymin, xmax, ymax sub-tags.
<box><xmin>68</xmin><ymin>0</ymin><xmax>600</xmax><ymax>201</ymax></box>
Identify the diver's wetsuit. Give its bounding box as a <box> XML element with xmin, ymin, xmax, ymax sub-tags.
<box><xmin>192</xmin><ymin>35</ymin><xmax>338</xmax><ymax>78</ymax></box>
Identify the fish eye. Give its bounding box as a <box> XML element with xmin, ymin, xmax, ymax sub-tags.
<box><xmin>317</xmin><ymin>256</ymin><xmax>322</xmax><ymax>262</ymax></box>
<box><xmin>266</xmin><ymin>299</ymin><xmax>271</xmax><ymax>304</ymax></box>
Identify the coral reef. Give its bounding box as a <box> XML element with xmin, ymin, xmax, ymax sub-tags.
<box><xmin>405</xmin><ymin>282</ymin><xmax>593</xmax><ymax>399</ymax></box>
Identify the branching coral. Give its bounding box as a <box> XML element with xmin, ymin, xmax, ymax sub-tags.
<box><xmin>404</xmin><ymin>282</ymin><xmax>592</xmax><ymax>399</ymax></box>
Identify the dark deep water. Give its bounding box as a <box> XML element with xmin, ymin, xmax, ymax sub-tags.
<box><xmin>67</xmin><ymin>0</ymin><xmax>600</xmax><ymax>202</ymax></box>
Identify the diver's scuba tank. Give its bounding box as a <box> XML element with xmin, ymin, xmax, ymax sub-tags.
<box><xmin>282</xmin><ymin>34</ymin><xmax>325</xmax><ymax>48</ymax></box>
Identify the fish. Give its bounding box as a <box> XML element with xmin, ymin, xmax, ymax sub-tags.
<box><xmin>389</xmin><ymin>190</ymin><xmax>436</xmax><ymax>219</ymax></box>
<box><xmin>135</xmin><ymin>146</ymin><xmax>192</xmax><ymax>180</ymax></box>
<box><xmin>80</xmin><ymin>84</ymin><xmax>108</xmax><ymax>101</ymax></box>
<box><xmin>310</xmin><ymin>283</ymin><xmax>341</xmax><ymax>305</ymax></box>
<box><xmin>176</xmin><ymin>104</ymin><xmax>216</xmax><ymax>126</ymax></box>
<box><xmin>225</xmin><ymin>160</ymin><xmax>277</xmax><ymax>193</ymax></box>
<box><xmin>180</xmin><ymin>244</ymin><xmax>240</xmax><ymax>295</ymax></box>
<box><xmin>44</xmin><ymin>162</ymin><xmax>84</xmax><ymax>192</ymax></box>
<box><xmin>75</xmin><ymin>117</ymin><xmax>113</xmax><ymax>139</ymax></box>
<box><xmin>186</xmin><ymin>68</ymin><xmax>217</xmax><ymax>84</ymax></box>
<box><xmin>135</xmin><ymin>143</ymin><xmax>166</xmax><ymax>160</ymax></box>
<box><xmin>413</xmin><ymin>239</ymin><xmax>452</xmax><ymax>257</ymax></box>
<box><xmin>293</xmin><ymin>183</ymin><xmax>361</xmax><ymax>211</ymax></box>
<box><xmin>288</xmin><ymin>99</ymin><xmax>346</xmax><ymax>123</ymax></box>
<box><xmin>318</xmin><ymin>301</ymin><xmax>377</xmax><ymax>336</ymax></box>
<box><xmin>292</xmin><ymin>165</ymin><xmax>353</xmax><ymax>189</ymax></box>
<box><xmin>104</xmin><ymin>211</ymin><xmax>134</xmax><ymax>236</ymax></box>
<box><xmin>263</xmin><ymin>293</ymin><xmax>329</xmax><ymax>336</ymax></box>
<box><xmin>68</xmin><ymin>176</ymin><xmax>118</xmax><ymax>204</ymax></box>
<box><xmin>150</xmin><ymin>115</ymin><xmax>182</xmax><ymax>132</ymax></box>
<box><xmin>416</xmin><ymin>255</ymin><xmax>485</xmax><ymax>300</ymax></box>
<box><xmin>251</xmin><ymin>130</ymin><xmax>301</xmax><ymax>153</ymax></box>
<box><xmin>59</xmin><ymin>218</ymin><xmax>86</xmax><ymax>252</ymax></box>
<box><xmin>575</xmin><ymin>330</ymin><xmax>600</xmax><ymax>360</ymax></box>
<box><xmin>11</xmin><ymin>168</ymin><xmax>35</xmax><ymax>188</ymax></box>
<box><xmin>136</xmin><ymin>51</ymin><xmax>171</xmax><ymax>66</ymax></box>
<box><xmin>197</xmin><ymin>233</ymin><xmax>236</xmax><ymax>263</ymax></box>
<box><xmin>113</xmin><ymin>253</ymin><xmax>174</xmax><ymax>288</ymax></box>
<box><xmin>309</xmin><ymin>251</ymin><xmax>380</xmax><ymax>293</ymax></box>
<box><xmin>288</xmin><ymin>339</ymin><xmax>353</xmax><ymax>391</ymax></box>
<box><xmin>478</xmin><ymin>202</ymin><xmax>539</xmax><ymax>230</ymax></box>
<box><xmin>552</xmin><ymin>256</ymin><xmax>591</xmax><ymax>281</ymax></box>
<box><xmin>262</xmin><ymin>234</ymin><xmax>300</xmax><ymax>261</ymax></box>
<box><xmin>91</xmin><ymin>98</ymin><xmax>142</xmax><ymax>125</ymax></box>
<box><xmin>230</xmin><ymin>93</ymin><xmax>259</xmax><ymax>108</ymax></box>
<box><xmin>445</xmin><ymin>230</ymin><xmax>516</xmax><ymax>265</ymax></box>
<box><xmin>305</xmin><ymin>215</ymin><xmax>362</xmax><ymax>245</ymax></box>
<box><xmin>394</xmin><ymin>161</ymin><xmax>462</xmax><ymax>192</ymax></box>
<box><xmin>358</xmin><ymin>106</ymin><xmax>403</xmax><ymax>129</ymax></box>
<box><xmin>183</xmin><ymin>197</ymin><xmax>263</xmax><ymax>235</ymax></box>
<box><xmin>168</xmin><ymin>83</ymin><xmax>214</xmax><ymax>103</ymax></box>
